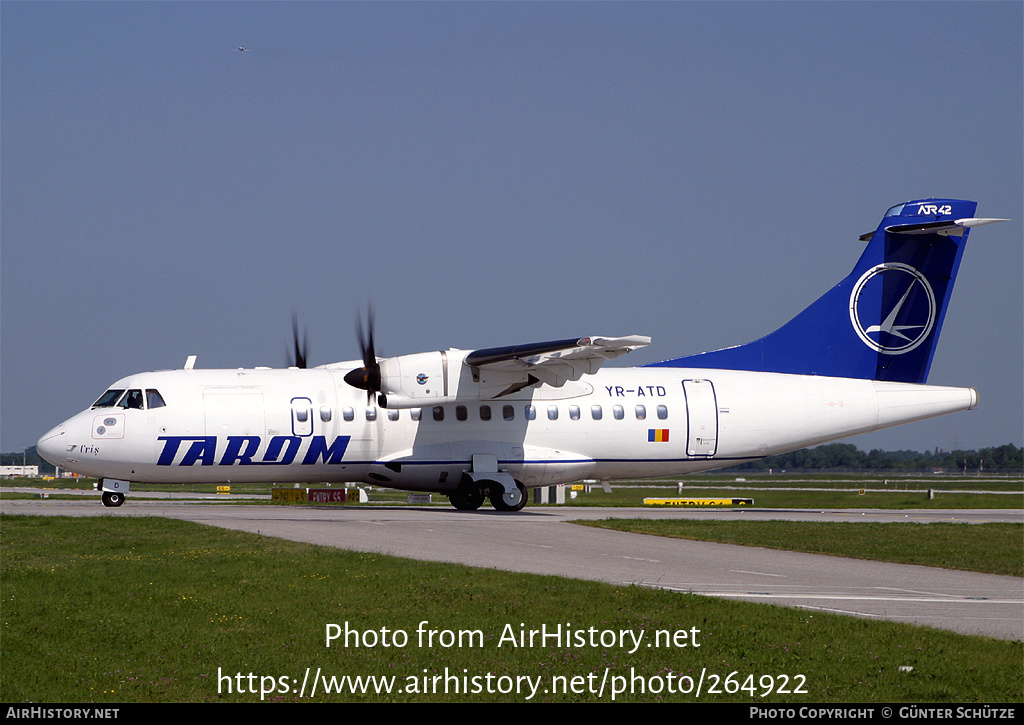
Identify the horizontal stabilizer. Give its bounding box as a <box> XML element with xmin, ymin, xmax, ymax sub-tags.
<box><xmin>858</xmin><ymin>216</ymin><xmax>1008</xmax><ymax>240</ymax></box>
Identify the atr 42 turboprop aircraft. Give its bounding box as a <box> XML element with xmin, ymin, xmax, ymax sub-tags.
<box><xmin>37</xmin><ymin>199</ymin><xmax>1006</xmax><ymax>511</ymax></box>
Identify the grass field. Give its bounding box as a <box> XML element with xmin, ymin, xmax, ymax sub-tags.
<box><xmin>3</xmin><ymin>473</ymin><xmax>1020</xmax><ymax>702</ymax></box>
<box><xmin>1</xmin><ymin>515</ymin><xmax>1021</xmax><ymax>703</ymax></box>
<box><xmin>575</xmin><ymin>520</ymin><xmax>1023</xmax><ymax>577</ymax></box>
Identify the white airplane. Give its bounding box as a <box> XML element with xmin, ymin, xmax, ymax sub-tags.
<box><xmin>37</xmin><ymin>199</ymin><xmax>1007</xmax><ymax>511</ymax></box>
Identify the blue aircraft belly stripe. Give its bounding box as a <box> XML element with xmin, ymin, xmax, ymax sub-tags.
<box><xmin>360</xmin><ymin>457</ymin><xmax>763</xmax><ymax>466</ymax></box>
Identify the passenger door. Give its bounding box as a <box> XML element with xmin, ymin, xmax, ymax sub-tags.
<box><xmin>682</xmin><ymin>379</ymin><xmax>718</xmax><ymax>457</ymax></box>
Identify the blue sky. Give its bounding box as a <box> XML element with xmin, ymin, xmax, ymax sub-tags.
<box><xmin>2</xmin><ymin>1</ymin><xmax>1021</xmax><ymax>454</ymax></box>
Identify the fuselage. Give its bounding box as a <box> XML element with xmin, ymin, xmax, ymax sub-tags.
<box><xmin>36</xmin><ymin>362</ymin><xmax>977</xmax><ymax>493</ymax></box>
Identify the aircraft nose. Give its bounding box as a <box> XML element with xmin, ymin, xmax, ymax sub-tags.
<box><xmin>36</xmin><ymin>424</ymin><xmax>67</xmax><ymax>467</ymax></box>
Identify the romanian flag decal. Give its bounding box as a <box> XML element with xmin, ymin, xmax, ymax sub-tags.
<box><xmin>648</xmin><ymin>429</ymin><xmax>670</xmax><ymax>442</ymax></box>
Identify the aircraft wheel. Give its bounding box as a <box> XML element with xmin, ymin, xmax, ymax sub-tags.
<box><xmin>490</xmin><ymin>481</ymin><xmax>527</xmax><ymax>512</ymax></box>
<box><xmin>449</xmin><ymin>479</ymin><xmax>486</xmax><ymax>511</ymax></box>
<box><xmin>101</xmin><ymin>491</ymin><xmax>125</xmax><ymax>508</ymax></box>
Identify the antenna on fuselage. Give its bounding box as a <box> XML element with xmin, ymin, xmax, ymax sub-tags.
<box><xmin>184</xmin><ymin>355</ymin><xmax>197</xmax><ymax>370</ymax></box>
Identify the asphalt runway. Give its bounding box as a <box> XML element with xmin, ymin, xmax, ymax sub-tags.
<box><xmin>2</xmin><ymin>498</ymin><xmax>1021</xmax><ymax>641</ymax></box>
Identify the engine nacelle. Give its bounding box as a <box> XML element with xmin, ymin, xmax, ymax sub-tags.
<box><xmin>376</xmin><ymin>349</ymin><xmax>540</xmax><ymax>408</ymax></box>
<box><xmin>377</xmin><ymin>350</ymin><xmax>463</xmax><ymax>408</ymax></box>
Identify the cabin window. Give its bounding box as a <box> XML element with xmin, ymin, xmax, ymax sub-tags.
<box><xmin>525</xmin><ymin>405</ymin><xmax>536</xmax><ymax>421</ymax></box>
<box><xmin>591</xmin><ymin>405</ymin><xmax>603</xmax><ymax>420</ymax></box>
<box><xmin>411</xmin><ymin>408</ymin><xmax>422</xmax><ymax>421</ymax></box>
<box><xmin>635</xmin><ymin>405</ymin><xmax>646</xmax><ymax>420</ymax></box>
<box><xmin>479</xmin><ymin>405</ymin><xmax>492</xmax><ymax>421</ymax></box>
<box><xmin>547</xmin><ymin>405</ymin><xmax>558</xmax><ymax>420</ymax></box>
<box><xmin>569</xmin><ymin>405</ymin><xmax>580</xmax><ymax>420</ymax></box>
<box><xmin>613</xmin><ymin>405</ymin><xmax>624</xmax><ymax>420</ymax></box>
<box><xmin>503</xmin><ymin>405</ymin><xmax>515</xmax><ymax>421</ymax></box>
<box><xmin>433</xmin><ymin>406</ymin><xmax>445</xmax><ymax>421</ymax></box>
<box><xmin>292</xmin><ymin>398</ymin><xmax>314</xmax><ymax>436</ymax></box>
<box><xmin>365</xmin><ymin>407</ymin><xmax>377</xmax><ymax>421</ymax></box>
<box><xmin>146</xmin><ymin>390</ymin><xmax>166</xmax><ymax>409</ymax></box>
<box><xmin>388</xmin><ymin>409</ymin><xmax>400</xmax><ymax>421</ymax></box>
<box><xmin>456</xmin><ymin>405</ymin><xmax>468</xmax><ymax>421</ymax></box>
<box><xmin>320</xmin><ymin>407</ymin><xmax>332</xmax><ymax>422</ymax></box>
<box><xmin>342</xmin><ymin>407</ymin><xmax>355</xmax><ymax>422</ymax></box>
<box><xmin>93</xmin><ymin>389</ymin><xmax>126</xmax><ymax>408</ymax></box>
<box><xmin>657</xmin><ymin>405</ymin><xmax>668</xmax><ymax>420</ymax></box>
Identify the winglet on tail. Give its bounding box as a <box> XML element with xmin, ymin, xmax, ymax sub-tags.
<box><xmin>647</xmin><ymin>199</ymin><xmax>1007</xmax><ymax>384</ymax></box>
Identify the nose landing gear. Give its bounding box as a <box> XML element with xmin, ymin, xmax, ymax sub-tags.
<box><xmin>101</xmin><ymin>491</ymin><xmax>125</xmax><ymax>507</ymax></box>
<box><xmin>96</xmin><ymin>478</ymin><xmax>130</xmax><ymax>507</ymax></box>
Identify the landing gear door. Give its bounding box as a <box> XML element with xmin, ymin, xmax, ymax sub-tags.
<box><xmin>683</xmin><ymin>379</ymin><xmax>718</xmax><ymax>457</ymax></box>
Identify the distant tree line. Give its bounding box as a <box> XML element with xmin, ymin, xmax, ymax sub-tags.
<box><xmin>1</xmin><ymin>447</ymin><xmax>54</xmax><ymax>474</ymax></box>
<box><xmin>2</xmin><ymin>443</ymin><xmax>1022</xmax><ymax>477</ymax></box>
<box><xmin>724</xmin><ymin>442</ymin><xmax>1022</xmax><ymax>474</ymax></box>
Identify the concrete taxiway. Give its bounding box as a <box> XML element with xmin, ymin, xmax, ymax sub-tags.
<box><xmin>2</xmin><ymin>498</ymin><xmax>1021</xmax><ymax>641</ymax></box>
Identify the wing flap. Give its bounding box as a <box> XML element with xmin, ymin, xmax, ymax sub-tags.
<box><xmin>467</xmin><ymin>335</ymin><xmax>650</xmax><ymax>388</ymax></box>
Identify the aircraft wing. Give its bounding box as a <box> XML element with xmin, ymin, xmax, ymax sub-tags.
<box><xmin>337</xmin><ymin>334</ymin><xmax>652</xmax><ymax>407</ymax></box>
<box><xmin>465</xmin><ymin>335</ymin><xmax>651</xmax><ymax>388</ymax></box>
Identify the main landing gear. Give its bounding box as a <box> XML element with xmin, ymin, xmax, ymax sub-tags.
<box><xmin>447</xmin><ymin>475</ymin><xmax>527</xmax><ymax>512</ymax></box>
<box><xmin>449</xmin><ymin>477</ymin><xmax>487</xmax><ymax>511</ymax></box>
<box><xmin>489</xmin><ymin>480</ymin><xmax>526</xmax><ymax>512</ymax></box>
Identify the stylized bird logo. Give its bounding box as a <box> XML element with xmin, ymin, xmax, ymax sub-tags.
<box><xmin>864</xmin><ymin>281</ymin><xmax>925</xmax><ymax>342</ymax></box>
<box><xmin>849</xmin><ymin>263</ymin><xmax>936</xmax><ymax>355</ymax></box>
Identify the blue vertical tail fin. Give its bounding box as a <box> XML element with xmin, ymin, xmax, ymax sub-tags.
<box><xmin>647</xmin><ymin>199</ymin><xmax>1006</xmax><ymax>384</ymax></box>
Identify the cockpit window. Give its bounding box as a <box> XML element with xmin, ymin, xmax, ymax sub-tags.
<box><xmin>118</xmin><ymin>389</ymin><xmax>145</xmax><ymax>409</ymax></box>
<box><xmin>93</xmin><ymin>389</ymin><xmax>126</xmax><ymax>407</ymax></box>
<box><xmin>93</xmin><ymin>387</ymin><xmax>165</xmax><ymax>409</ymax></box>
